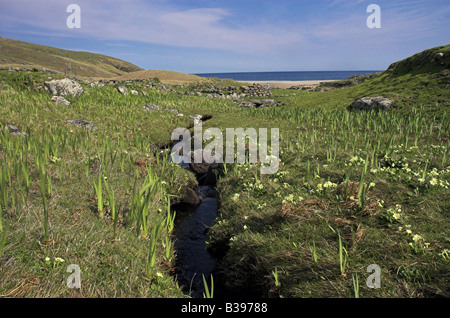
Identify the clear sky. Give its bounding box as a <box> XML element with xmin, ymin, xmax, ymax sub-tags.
<box><xmin>0</xmin><ymin>0</ymin><xmax>449</xmax><ymax>73</ymax></box>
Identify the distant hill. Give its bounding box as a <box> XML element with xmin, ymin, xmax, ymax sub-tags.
<box><xmin>0</xmin><ymin>37</ymin><xmax>142</xmax><ymax>78</ymax></box>
<box><xmin>111</xmin><ymin>69</ymin><xmax>204</xmax><ymax>84</ymax></box>
<box><xmin>386</xmin><ymin>44</ymin><xmax>450</xmax><ymax>76</ymax></box>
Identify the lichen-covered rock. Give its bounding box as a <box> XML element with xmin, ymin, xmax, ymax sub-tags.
<box><xmin>348</xmin><ymin>96</ymin><xmax>394</xmax><ymax>111</ymax></box>
<box><xmin>44</xmin><ymin>78</ymin><xmax>83</xmax><ymax>97</ymax></box>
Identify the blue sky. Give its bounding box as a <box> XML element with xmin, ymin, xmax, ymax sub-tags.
<box><xmin>0</xmin><ymin>0</ymin><xmax>449</xmax><ymax>73</ymax></box>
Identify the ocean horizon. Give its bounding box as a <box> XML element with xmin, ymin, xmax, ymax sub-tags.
<box><xmin>193</xmin><ymin>70</ymin><xmax>381</xmax><ymax>81</ymax></box>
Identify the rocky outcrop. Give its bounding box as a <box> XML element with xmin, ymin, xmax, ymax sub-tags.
<box><xmin>44</xmin><ymin>78</ymin><xmax>83</xmax><ymax>97</ymax></box>
<box><xmin>348</xmin><ymin>96</ymin><xmax>395</xmax><ymax>111</ymax></box>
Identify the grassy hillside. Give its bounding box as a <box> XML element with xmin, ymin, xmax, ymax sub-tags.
<box><xmin>0</xmin><ymin>44</ymin><xmax>448</xmax><ymax>299</ymax></box>
<box><xmin>0</xmin><ymin>37</ymin><xmax>142</xmax><ymax>78</ymax></box>
<box><xmin>111</xmin><ymin>70</ymin><xmax>204</xmax><ymax>85</ymax></box>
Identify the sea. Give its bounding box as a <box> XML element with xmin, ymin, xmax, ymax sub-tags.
<box><xmin>194</xmin><ymin>70</ymin><xmax>381</xmax><ymax>81</ymax></box>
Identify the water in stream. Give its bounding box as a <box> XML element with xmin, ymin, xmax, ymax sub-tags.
<box><xmin>172</xmin><ymin>187</ymin><xmax>218</xmax><ymax>298</ymax></box>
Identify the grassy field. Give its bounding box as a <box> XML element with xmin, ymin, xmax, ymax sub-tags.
<box><xmin>0</xmin><ymin>44</ymin><xmax>449</xmax><ymax>298</ymax></box>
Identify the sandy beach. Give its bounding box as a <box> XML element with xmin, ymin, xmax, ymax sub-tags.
<box><xmin>237</xmin><ymin>80</ymin><xmax>337</xmax><ymax>89</ymax></box>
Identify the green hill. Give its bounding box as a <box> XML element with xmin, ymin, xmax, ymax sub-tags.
<box><xmin>387</xmin><ymin>44</ymin><xmax>450</xmax><ymax>76</ymax></box>
<box><xmin>0</xmin><ymin>37</ymin><xmax>143</xmax><ymax>78</ymax></box>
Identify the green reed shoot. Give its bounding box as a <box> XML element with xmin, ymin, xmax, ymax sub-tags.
<box><xmin>0</xmin><ymin>223</ymin><xmax>7</xmax><ymax>258</ymax></box>
<box><xmin>202</xmin><ymin>274</ymin><xmax>214</xmax><ymax>298</ymax></box>
<box><xmin>146</xmin><ymin>216</ymin><xmax>164</xmax><ymax>277</ymax></box>
<box><xmin>165</xmin><ymin>199</ymin><xmax>176</xmax><ymax>234</ymax></box>
<box><xmin>93</xmin><ymin>173</ymin><xmax>104</xmax><ymax>218</ymax></box>
<box><xmin>311</xmin><ymin>239</ymin><xmax>318</xmax><ymax>267</ymax></box>
<box><xmin>39</xmin><ymin>168</ymin><xmax>49</xmax><ymax>241</ymax></box>
<box><xmin>164</xmin><ymin>236</ymin><xmax>174</xmax><ymax>262</ymax></box>
<box><xmin>338</xmin><ymin>230</ymin><xmax>348</xmax><ymax>275</ymax></box>
<box><xmin>272</xmin><ymin>267</ymin><xmax>281</xmax><ymax>288</ymax></box>
<box><xmin>0</xmin><ymin>164</ymin><xmax>8</xmax><ymax>212</ymax></box>
<box><xmin>103</xmin><ymin>178</ymin><xmax>118</xmax><ymax>239</ymax></box>
<box><xmin>352</xmin><ymin>273</ymin><xmax>360</xmax><ymax>298</ymax></box>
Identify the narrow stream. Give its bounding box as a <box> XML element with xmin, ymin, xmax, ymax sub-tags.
<box><xmin>168</xmin><ymin>152</ymin><xmax>220</xmax><ymax>298</ymax></box>
<box><xmin>172</xmin><ymin>191</ymin><xmax>218</xmax><ymax>298</ymax></box>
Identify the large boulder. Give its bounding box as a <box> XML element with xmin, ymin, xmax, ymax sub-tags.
<box><xmin>348</xmin><ymin>96</ymin><xmax>394</xmax><ymax>111</ymax></box>
<box><xmin>44</xmin><ymin>78</ymin><xmax>84</xmax><ymax>97</ymax></box>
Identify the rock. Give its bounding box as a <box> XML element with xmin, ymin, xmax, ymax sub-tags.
<box><xmin>51</xmin><ymin>96</ymin><xmax>71</xmax><ymax>106</ymax></box>
<box><xmin>164</xmin><ymin>109</ymin><xmax>183</xmax><ymax>116</ymax></box>
<box><xmin>89</xmin><ymin>81</ymin><xmax>105</xmax><ymax>88</ymax></box>
<box><xmin>238</xmin><ymin>99</ymin><xmax>280</xmax><ymax>108</ymax></box>
<box><xmin>0</xmin><ymin>84</ymin><xmax>7</xmax><ymax>89</ymax></box>
<box><xmin>143</xmin><ymin>103</ymin><xmax>160</xmax><ymax>111</ymax></box>
<box><xmin>117</xmin><ymin>86</ymin><xmax>128</xmax><ymax>95</ymax></box>
<box><xmin>65</xmin><ymin>119</ymin><xmax>97</xmax><ymax>131</ymax></box>
<box><xmin>348</xmin><ymin>96</ymin><xmax>395</xmax><ymax>111</ymax></box>
<box><xmin>158</xmin><ymin>84</ymin><xmax>171</xmax><ymax>91</ymax></box>
<box><xmin>44</xmin><ymin>78</ymin><xmax>84</xmax><ymax>97</ymax></box>
<box><xmin>0</xmin><ymin>124</ymin><xmax>26</xmax><ymax>136</ymax></box>
<box><xmin>195</xmin><ymin>186</ymin><xmax>217</xmax><ymax>201</ymax></box>
<box><xmin>130</xmin><ymin>89</ymin><xmax>139</xmax><ymax>96</ymax></box>
<box><xmin>182</xmin><ymin>188</ymin><xmax>201</xmax><ymax>205</ymax></box>
<box><xmin>190</xmin><ymin>114</ymin><xmax>203</xmax><ymax>125</ymax></box>
<box><xmin>188</xmin><ymin>149</ymin><xmax>220</xmax><ymax>186</ymax></box>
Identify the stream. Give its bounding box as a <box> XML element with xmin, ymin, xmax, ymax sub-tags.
<box><xmin>169</xmin><ymin>153</ymin><xmax>220</xmax><ymax>298</ymax></box>
<box><xmin>172</xmin><ymin>192</ymin><xmax>218</xmax><ymax>298</ymax></box>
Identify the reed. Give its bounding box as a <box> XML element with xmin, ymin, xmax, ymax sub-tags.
<box><xmin>202</xmin><ymin>274</ymin><xmax>214</xmax><ymax>298</ymax></box>
<box><xmin>93</xmin><ymin>173</ymin><xmax>104</xmax><ymax>219</ymax></box>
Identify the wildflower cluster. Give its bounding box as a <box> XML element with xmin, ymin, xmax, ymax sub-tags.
<box><xmin>282</xmin><ymin>193</ymin><xmax>304</xmax><ymax>204</ymax></box>
<box><xmin>370</xmin><ymin>154</ymin><xmax>449</xmax><ymax>189</ymax></box>
<box><xmin>44</xmin><ymin>256</ymin><xmax>65</xmax><ymax>270</ymax></box>
<box><xmin>243</xmin><ymin>180</ymin><xmax>265</xmax><ymax>196</ymax></box>
<box><xmin>381</xmin><ymin>204</ymin><xmax>404</xmax><ymax>224</ymax></box>
<box><xmin>381</xmin><ymin>204</ymin><xmax>431</xmax><ymax>254</ymax></box>
<box><xmin>345</xmin><ymin>155</ymin><xmax>366</xmax><ymax>167</ymax></box>
<box><xmin>310</xmin><ymin>181</ymin><xmax>338</xmax><ymax>195</ymax></box>
<box><xmin>271</xmin><ymin>171</ymin><xmax>289</xmax><ymax>183</ymax></box>
<box><xmin>398</xmin><ymin>226</ymin><xmax>430</xmax><ymax>254</ymax></box>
